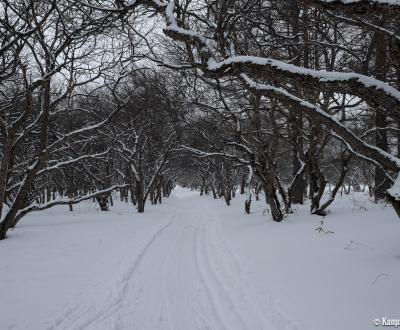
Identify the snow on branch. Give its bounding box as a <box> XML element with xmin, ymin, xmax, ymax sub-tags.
<box><xmin>331</xmin><ymin>132</ymin><xmax>394</xmax><ymax>182</ymax></box>
<box><xmin>239</xmin><ymin>73</ymin><xmax>400</xmax><ymax>172</ymax></box>
<box><xmin>141</xmin><ymin>0</ymin><xmax>400</xmax><ymax>119</ymax></box>
<box><xmin>361</xmin><ymin>126</ymin><xmax>400</xmax><ymax>139</ymax></box>
<box><xmin>47</xmin><ymin>108</ymin><xmax>119</xmax><ymax>151</ymax></box>
<box><xmin>17</xmin><ymin>185</ymin><xmax>128</xmax><ymax>217</ymax></box>
<box><xmin>207</xmin><ymin>56</ymin><xmax>400</xmax><ymax>114</ymax></box>
<box><xmin>388</xmin><ymin>176</ymin><xmax>400</xmax><ymax>200</ymax></box>
<box><xmin>36</xmin><ymin>150</ymin><xmax>110</xmax><ymax>175</ymax></box>
<box><xmin>299</xmin><ymin>0</ymin><xmax>400</xmax><ymax>14</ymax></box>
<box><xmin>180</xmin><ymin>145</ymin><xmax>251</xmax><ymax>165</ymax></box>
<box><xmin>326</xmin><ymin>12</ymin><xmax>400</xmax><ymax>41</ymax></box>
<box><xmin>146</xmin><ymin>1</ymin><xmax>400</xmax><ymax>114</ymax></box>
<box><xmin>163</xmin><ymin>0</ymin><xmax>211</xmax><ymax>61</ymax></box>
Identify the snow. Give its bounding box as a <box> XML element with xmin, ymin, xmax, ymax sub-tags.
<box><xmin>388</xmin><ymin>175</ymin><xmax>400</xmax><ymax>200</ymax></box>
<box><xmin>164</xmin><ymin>0</ymin><xmax>209</xmax><ymax>47</ymax></box>
<box><xmin>320</xmin><ymin>0</ymin><xmax>400</xmax><ymax>5</ymax></box>
<box><xmin>240</xmin><ymin>73</ymin><xmax>400</xmax><ymax>171</ymax></box>
<box><xmin>208</xmin><ymin>56</ymin><xmax>400</xmax><ymax>102</ymax></box>
<box><xmin>1</xmin><ymin>188</ymin><xmax>400</xmax><ymax>330</ymax></box>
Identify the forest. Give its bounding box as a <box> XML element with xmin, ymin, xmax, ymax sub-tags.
<box><xmin>1</xmin><ymin>1</ymin><xmax>400</xmax><ymax>329</ymax></box>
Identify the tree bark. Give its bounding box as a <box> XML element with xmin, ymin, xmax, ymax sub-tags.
<box><xmin>136</xmin><ymin>180</ymin><xmax>145</xmax><ymax>213</ymax></box>
<box><xmin>96</xmin><ymin>194</ymin><xmax>109</xmax><ymax>211</ymax></box>
<box><xmin>374</xmin><ymin>17</ymin><xmax>391</xmax><ymax>200</ymax></box>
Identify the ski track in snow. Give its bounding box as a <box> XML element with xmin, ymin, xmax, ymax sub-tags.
<box><xmin>45</xmin><ymin>195</ymin><xmax>296</xmax><ymax>330</ymax></box>
<box><xmin>46</xmin><ymin>210</ymin><xmax>179</xmax><ymax>330</ymax></box>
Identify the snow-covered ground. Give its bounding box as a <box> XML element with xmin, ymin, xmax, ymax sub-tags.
<box><xmin>1</xmin><ymin>187</ymin><xmax>399</xmax><ymax>330</ymax></box>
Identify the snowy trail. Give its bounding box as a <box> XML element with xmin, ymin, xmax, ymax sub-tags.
<box><xmin>44</xmin><ymin>191</ymin><xmax>296</xmax><ymax>330</ymax></box>
<box><xmin>3</xmin><ymin>189</ymin><xmax>400</xmax><ymax>330</ymax></box>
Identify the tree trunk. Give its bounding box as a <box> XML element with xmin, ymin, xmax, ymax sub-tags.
<box><xmin>244</xmin><ymin>166</ymin><xmax>253</xmax><ymax>214</ymax></box>
<box><xmin>240</xmin><ymin>174</ymin><xmax>246</xmax><ymax>194</ymax></box>
<box><xmin>313</xmin><ymin>155</ymin><xmax>349</xmax><ymax>215</ymax></box>
<box><xmin>130</xmin><ymin>184</ymin><xmax>136</xmax><ymax>205</ymax></box>
<box><xmin>157</xmin><ymin>175</ymin><xmax>163</xmax><ymax>204</ymax></box>
<box><xmin>374</xmin><ymin>17</ymin><xmax>390</xmax><ymax>201</ymax></box>
<box><xmin>290</xmin><ymin>113</ymin><xmax>305</xmax><ymax>205</ymax></box>
<box><xmin>224</xmin><ymin>189</ymin><xmax>231</xmax><ymax>206</ymax></box>
<box><xmin>388</xmin><ymin>194</ymin><xmax>400</xmax><ymax>218</ymax></box>
<box><xmin>136</xmin><ymin>180</ymin><xmax>145</xmax><ymax>213</ymax></box>
<box><xmin>263</xmin><ymin>183</ymin><xmax>283</xmax><ymax>222</ymax></box>
<box><xmin>96</xmin><ymin>194</ymin><xmax>109</xmax><ymax>211</ymax></box>
<box><xmin>245</xmin><ymin>200</ymin><xmax>251</xmax><ymax>214</ymax></box>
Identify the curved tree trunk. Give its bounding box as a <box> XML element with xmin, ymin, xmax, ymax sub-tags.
<box><xmin>263</xmin><ymin>183</ymin><xmax>283</xmax><ymax>222</ymax></box>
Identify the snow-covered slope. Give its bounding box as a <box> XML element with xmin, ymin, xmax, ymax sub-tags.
<box><xmin>0</xmin><ymin>188</ymin><xmax>399</xmax><ymax>330</ymax></box>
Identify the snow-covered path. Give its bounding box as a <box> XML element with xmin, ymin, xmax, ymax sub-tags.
<box><xmin>2</xmin><ymin>187</ymin><xmax>400</xmax><ymax>330</ymax></box>
<box><xmin>43</xmin><ymin>190</ymin><xmax>296</xmax><ymax>330</ymax></box>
